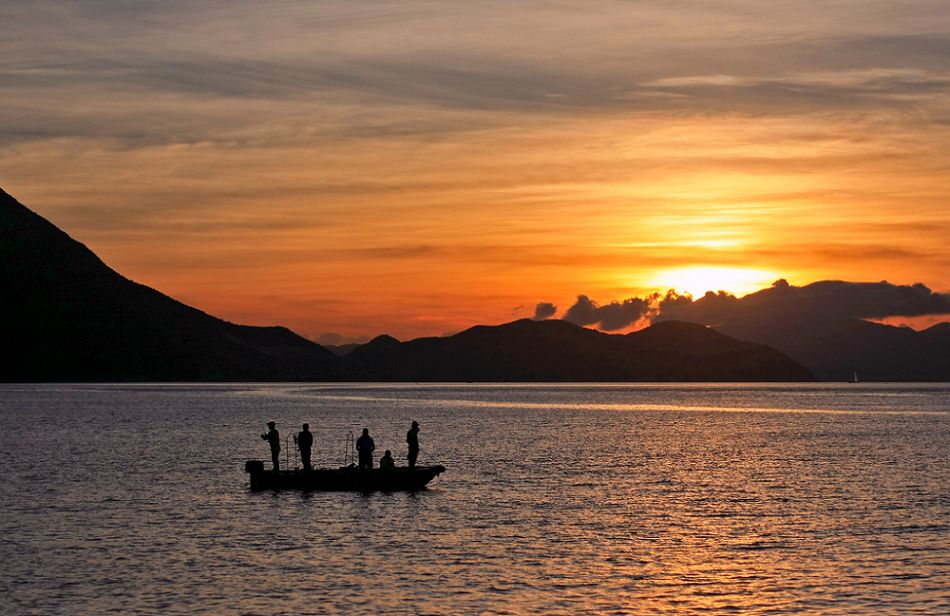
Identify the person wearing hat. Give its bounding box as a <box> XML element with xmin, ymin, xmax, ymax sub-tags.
<box><xmin>406</xmin><ymin>421</ymin><xmax>420</xmax><ymax>468</ymax></box>
<box><xmin>260</xmin><ymin>421</ymin><xmax>281</xmax><ymax>471</ymax></box>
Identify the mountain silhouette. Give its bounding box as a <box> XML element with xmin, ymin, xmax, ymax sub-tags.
<box><xmin>650</xmin><ymin>279</ymin><xmax>950</xmax><ymax>381</ymax></box>
<box><xmin>1</xmin><ymin>188</ymin><xmax>814</xmax><ymax>382</ymax></box>
<box><xmin>0</xmin><ymin>188</ymin><xmax>336</xmax><ymax>381</ymax></box>
<box><xmin>340</xmin><ymin>318</ymin><xmax>815</xmax><ymax>381</ymax></box>
<box><xmin>717</xmin><ymin>316</ymin><xmax>950</xmax><ymax>382</ymax></box>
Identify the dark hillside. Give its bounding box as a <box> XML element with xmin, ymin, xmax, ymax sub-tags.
<box><xmin>0</xmin><ymin>188</ymin><xmax>336</xmax><ymax>381</ymax></box>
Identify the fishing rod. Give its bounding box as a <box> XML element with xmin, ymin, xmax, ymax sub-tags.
<box><xmin>342</xmin><ymin>431</ymin><xmax>355</xmax><ymax>467</ymax></box>
<box><xmin>291</xmin><ymin>433</ymin><xmax>300</xmax><ymax>470</ymax></box>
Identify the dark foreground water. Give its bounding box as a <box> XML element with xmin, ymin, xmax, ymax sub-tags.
<box><xmin>1</xmin><ymin>383</ymin><xmax>948</xmax><ymax>615</ymax></box>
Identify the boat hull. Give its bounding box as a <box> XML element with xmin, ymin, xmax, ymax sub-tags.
<box><xmin>245</xmin><ymin>463</ymin><xmax>446</xmax><ymax>491</ymax></box>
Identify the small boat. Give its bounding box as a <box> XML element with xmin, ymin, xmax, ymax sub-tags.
<box><xmin>244</xmin><ymin>460</ymin><xmax>446</xmax><ymax>491</ymax></box>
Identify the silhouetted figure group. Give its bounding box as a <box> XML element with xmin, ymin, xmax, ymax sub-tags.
<box><xmin>259</xmin><ymin>421</ymin><xmax>422</xmax><ymax>471</ymax></box>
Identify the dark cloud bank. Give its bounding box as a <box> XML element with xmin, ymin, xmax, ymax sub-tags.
<box><xmin>533</xmin><ymin>302</ymin><xmax>557</xmax><ymax>320</ymax></box>
<box><xmin>541</xmin><ymin>279</ymin><xmax>950</xmax><ymax>331</ymax></box>
<box><xmin>562</xmin><ymin>295</ymin><xmax>652</xmax><ymax>331</ymax></box>
<box><xmin>537</xmin><ymin>280</ymin><xmax>950</xmax><ymax>380</ymax></box>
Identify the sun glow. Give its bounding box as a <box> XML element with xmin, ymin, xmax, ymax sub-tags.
<box><xmin>650</xmin><ymin>266</ymin><xmax>779</xmax><ymax>298</ymax></box>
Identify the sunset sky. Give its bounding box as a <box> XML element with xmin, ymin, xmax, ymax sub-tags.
<box><xmin>3</xmin><ymin>1</ymin><xmax>949</xmax><ymax>341</ymax></box>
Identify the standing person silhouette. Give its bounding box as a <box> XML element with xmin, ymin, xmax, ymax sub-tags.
<box><xmin>297</xmin><ymin>423</ymin><xmax>313</xmax><ymax>471</ymax></box>
<box><xmin>356</xmin><ymin>428</ymin><xmax>375</xmax><ymax>470</ymax></box>
<box><xmin>261</xmin><ymin>421</ymin><xmax>280</xmax><ymax>471</ymax></box>
<box><xmin>406</xmin><ymin>421</ymin><xmax>420</xmax><ymax>468</ymax></box>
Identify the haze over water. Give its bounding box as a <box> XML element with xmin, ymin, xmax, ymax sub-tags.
<box><xmin>2</xmin><ymin>383</ymin><xmax>948</xmax><ymax>614</ymax></box>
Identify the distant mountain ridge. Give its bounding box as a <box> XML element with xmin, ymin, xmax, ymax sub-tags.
<box><xmin>2</xmin><ymin>187</ymin><xmax>812</xmax><ymax>382</ymax></box>
<box><xmin>340</xmin><ymin>318</ymin><xmax>815</xmax><ymax>381</ymax></box>
<box><xmin>716</xmin><ymin>316</ymin><xmax>950</xmax><ymax>382</ymax></box>
<box><xmin>648</xmin><ymin>279</ymin><xmax>950</xmax><ymax>381</ymax></box>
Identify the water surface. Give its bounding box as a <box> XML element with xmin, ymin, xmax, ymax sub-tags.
<box><xmin>1</xmin><ymin>383</ymin><xmax>948</xmax><ymax>614</ymax></box>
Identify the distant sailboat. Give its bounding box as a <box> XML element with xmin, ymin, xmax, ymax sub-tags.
<box><xmin>850</xmin><ymin>370</ymin><xmax>859</xmax><ymax>383</ymax></box>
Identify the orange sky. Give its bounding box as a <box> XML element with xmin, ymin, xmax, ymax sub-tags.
<box><xmin>2</xmin><ymin>2</ymin><xmax>949</xmax><ymax>341</ymax></box>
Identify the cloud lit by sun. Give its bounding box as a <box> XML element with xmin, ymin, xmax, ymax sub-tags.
<box><xmin>649</xmin><ymin>266</ymin><xmax>780</xmax><ymax>298</ymax></box>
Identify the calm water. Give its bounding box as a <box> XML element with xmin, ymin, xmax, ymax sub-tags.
<box><xmin>1</xmin><ymin>383</ymin><xmax>948</xmax><ymax>614</ymax></box>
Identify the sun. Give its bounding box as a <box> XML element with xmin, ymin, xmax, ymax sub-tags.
<box><xmin>649</xmin><ymin>266</ymin><xmax>778</xmax><ymax>298</ymax></box>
